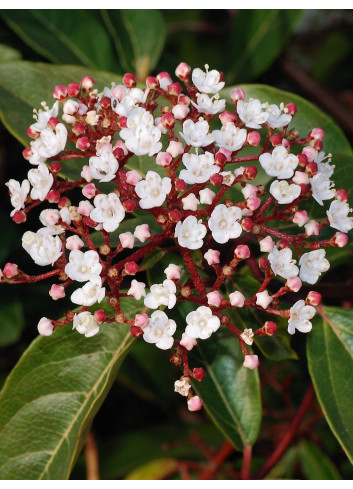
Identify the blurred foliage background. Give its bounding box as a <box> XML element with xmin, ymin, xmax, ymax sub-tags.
<box><xmin>0</xmin><ymin>9</ymin><xmax>353</xmax><ymax>479</ymax></box>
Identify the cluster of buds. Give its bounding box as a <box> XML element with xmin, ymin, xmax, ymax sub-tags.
<box><xmin>2</xmin><ymin>62</ymin><xmax>352</xmax><ymax>411</ymax></box>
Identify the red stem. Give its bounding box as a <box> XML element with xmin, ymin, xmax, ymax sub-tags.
<box><xmin>241</xmin><ymin>445</ymin><xmax>252</xmax><ymax>480</ymax></box>
<box><xmin>199</xmin><ymin>440</ymin><xmax>234</xmax><ymax>480</ymax></box>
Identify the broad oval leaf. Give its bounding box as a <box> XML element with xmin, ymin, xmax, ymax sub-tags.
<box><xmin>307</xmin><ymin>306</ymin><xmax>353</xmax><ymax>464</ymax></box>
<box><xmin>0</xmin><ymin>297</ymin><xmax>142</xmax><ymax>479</ymax></box>
<box><xmin>190</xmin><ymin>328</ymin><xmax>261</xmax><ymax>450</ymax></box>
<box><xmin>297</xmin><ymin>441</ymin><xmax>342</xmax><ymax>480</ymax></box>
<box><xmin>0</xmin><ymin>43</ymin><xmax>22</xmax><ymax>62</ymax></box>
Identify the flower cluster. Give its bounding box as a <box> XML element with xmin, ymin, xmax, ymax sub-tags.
<box><xmin>2</xmin><ymin>63</ymin><xmax>352</xmax><ymax>411</ymax></box>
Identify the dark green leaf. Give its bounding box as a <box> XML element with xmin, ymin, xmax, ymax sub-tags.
<box><xmin>125</xmin><ymin>458</ymin><xmax>179</xmax><ymax>480</ymax></box>
<box><xmin>0</xmin><ymin>43</ymin><xmax>22</xmax><ymax>62</ymax></box>
<box><xmin>0</xmin><ymin>297</ymin><xmax>142</xmax><ymax>479</ymax></box>
<box><xmin>307</xmin><ymin>306</ymin><xmax>353</xmax><ymax>464</ymax></box>
<box><xmin>190</xmin><ymin>328</ymin><xmax>261</xmax><ymax>450</ymax></box>
<box><xmin>227</xmin><ymin>10</ymin><xmax>303</xmax><ymax>83</ymax></box>
<box><xmin>1</xmin><ymin>10</ymin><xmax>118</xmax><ymax>71</ymax></box>
<box><xmin>140</xmin><ymin>249</ymin><xmax>165</xmax><ymax>271</ymax></box>
<box><xmin>0</xmin><ymin>301</ymin><xmax>25</xmax><ymax>347</ymax></box>
<box><xmin>297</xmin><ymin>441</ymin><xmax>342</xmax><ymax>479</ymax></box>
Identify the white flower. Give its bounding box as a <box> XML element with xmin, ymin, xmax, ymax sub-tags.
<box><xmin>73</xmin><ymin>311</ymin><xmax>100</xmax><ymax>338</ymax></box>
<box><xmin>288</xmin><ymin>300</ymin><xmax>316</xmax><ymax>335</ymax></box>
<box><xmin>135</xmin><ymin>171</ymin><xmax>171</xmax><ymax>209</ymax></box>
<box><xmin>191</xmin><ymin>93</ymin><xmax>226</xmax><ymax>114</ymax></box>
<box><xmin>259</xmin><ymin>146</ymin><xmax>298</xmax><ymax>179</ymax></box>
<box><xmin>90</xmin><ymin>193</ymin><xmax>125</xmax><ymax>232</ymax></box>
<box><xmin>220</xmin><ymin>171</ymin><xmax>235</xmax><ymax>186</ymax></box>
<box><xmin>208</xmin><ymin>204</ymin><xmax>242</xmax><ymax>244</ymax></box>
<box><xmin>29</xmin><ymin>123</ymin><xmax>67</xmax><ymax>165</ymax></box>
<box><xmin>240</xmin><ymin>328</ymin><xmax>254</xmax><ymax>345</ymax></box>
<box><xmin>127</xmin><ymin>279</ymin><xmax>146</xmax><ymax>300</ymax></box>
<box><xmin>143</xmin><ymin>310</ymin><xmax>176</xmax><ymax>350</ymax></box>
<box><xmin>192</xmin><ymin>66</ymin><xmax>225</xmax><ymax>94</ymax></box>
<box><xmin>315</xmin><ymin>151</ymin><xmax>334</xmax><ymax>178</ymax></box>
<box><xmin>22</xmin><ymin>231</ymin><xmax>62</xmax><ymax>266</ymax></box>
<box><xmin>179</xmin><ymin>152</ymin><xmax>219</xmax><ymax>184</ymax></box>
<box><xmin>30</xmin><ymin>101</ymin><xmax>59</xmax><ymax>133</ymax></box>
<box><xmin>199</xmin><ymin>188</ymin><xmax>215</xmax><ymax>205</ymax></box>
<box><xmin>120</xmin><ymin>107</ymin><xmax>162</xmax><ymax>156</ymax></box>
<box><xmin>174</xmin><ymin>378</ymin><xmax>192</xmax><ymax>397</ymax></box>
<box><xmin>70</xmin><ymin>276</ymin><xmax>105</xmax><ymax>306</ymax></box>
<box><xmin>37</xmin><ymin>317</ymin><xmax>54</xmax><ymax>336</ymax></box>
<box><xmin>256</xmin><ymin>290</ymin><xmax>273</xmax><ymax>309</ymax></box>
<box><xmin>144</xmin><ymin>279</ymin><xmax>177</xmax><ymax>310</ymax></box>
<box><xmin>65</xmin><ymin>249</ymin><xmax>102</xmax><ymax>282</ymax></box>
<box><xmin>174</xmin><ymin>216</ymin><xmax>207</xmax><ymax>249</ymax></box>
<box><xmin>38</xmin><ymin>208</ymin><xmax>65</xmax><ymax>235</ymax></box>
<box><xmin>310</xmin><ymin>173</ymin><xmax>335</xmax><ymax>206</ymax></box>
<box><xmin>89</xmin><ymin>150</ymin><xmax>119</xmax><ymax>182</ymax></box>
<box><xmin>6</xmin><ymin>179</ymin><xmax>30</xmax><ymax>216</ymax></box>
<box><xmin>179</xmin><ymin>119</ymin><xmax>214</xmax><ymax>147</ymax></box>
<box><xmin>212</xmin><ymin>122</ymin><xmax>247</xmax><ymax>152</ymax></box>
<box><xmin>327</xmin><ymin>200</ymin><xmax>353</xmax><ymax>233</ymax></box>
<box><xmin>185</xmin><ymin>306</ymin><xmax>220</xmax><ymax>339</ymax></box>
<box><xmin>28</xmin><ymin>163</ymin><xmax>53</xmax><ymax>201</ymax></box>
<box><xmin>270</xmin><ymin>180</ymin><xmax>301</xmax><ymax>204</ymax></box>
<box><xmin>268</xmin><ymin>246</ymin><xmax>299</xmax><ymax>279</ymax></box>
<box><xmin>164</xmin><ymin>264</ymin><xmax>181</xmax><ymax>280</ymax></box>
<box><xmin>265</xmin><ymin>104</ymin><xmax>292</xmax><ymax>129</ymax></box>
<box><xmin>237</xmin><ymin>99</ymin><xmax>269</xmax><ymax>129</ymax></box>
<box><xmin>299</xmin><ymin>249</ymin><xmax>330</xmax><ymax>284</ymax></box>
<box><xmin>182</xmin><ymin>193</ymin><xmax>200</xmax><ymax>211</ymax></box>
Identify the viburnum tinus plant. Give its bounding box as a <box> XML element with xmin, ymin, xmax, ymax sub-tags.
<box><xmin>2</xmin><ymin>62</ymin><xmax>353</xmax><ymax>413</ymax></box>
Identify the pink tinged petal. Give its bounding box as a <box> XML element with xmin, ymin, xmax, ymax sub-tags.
<box><xmin>134</xmin><ymin>224</ymin><xmax>151</xmax><ymax>242</ymax></box>
<box><xmin>37</xmin><ymin>317</ymin><xmax>54</xmax><ymax>336</ymax></box>
<box><xmin>207</xmin><ymin>290</ymin><xmax>222</xmax><ymax>307</ymax></box>
<box><xmin>229</xmin><ymin>291</ymin><xmax>245</xmax><ymax>307</ymax></box>
<box><xmin>49</xmin><ymin>284</ymin><xmax>66</xmax><ymax>300</ymax></box>
<box><xmin>259</xmin><ymin>236</ymin><xmax>275</xmax><ymax>252</ymax></box>
<box><xmin>243</xmin><ymin>355</ymin><xmax>260</xmax><ymax>370</ymax></box>
<box><xmin>187</xmin><ymin>395</ymin><xmax>203</xmax><ymax>412</ymax></box>
<box><xmin>180</xmin><ymin>333</ymin><xmax>197</xmax><ymax>351</ymax></box>
<box><xmin>256</xmin><ymin>290</ymin><xmax>273</xmax><ymax>309</ymax></box>
<box><xmin>119</xmin><ymin>232</ymin><xmax>135</xmax><ymax>249</ymax></box>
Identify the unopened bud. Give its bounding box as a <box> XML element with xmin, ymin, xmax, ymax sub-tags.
<box><xmin>230</xmin><ymin>87</ymin><xmax>245</xmax><ymax>103</ymax></box>
<box><xmin>263</xmin><ymin>321</ymin><xmax>277</xmax><ymax>336</ymax></box>
<box><xmin>241</xmin><ymin>218</ymin><xmax>254</xmax><ymax>232</ymax></box>
<box><xmin>243</xmin><ymin>354</ymin><xmax>259</xmax><ymax>370</ymax></box>
<box><xmin>193</xmin><ymin>367</ymin><xmax>205</xmax><ymax>382</ymax></box>
<box><xmin>335</xmin><ymin>189</ymin><xmax>348</xmax><ymax>203</ymax></box>
<box><xmin>76</xmin><ymin>136</ymin><xmax>90</xmax><ymax>151</ymax></box>
<box><xmin>234</xmin><ymin>245</ymin><xmax>250</xmax><ymax>260</ymax></box>
<box><xmin>67</xmin><ymin>82</ymin><xmax>80</xmax><ymax>97</ymax></box>
<box><xmin>168</xmin><ymin>82</ymin><xmax>183</xmax><ymax>96</ymax></box>
<box><xmin>80</xmin><ymin>75</ymin><xmax>95</xmax><ymax>92</ymax></box>
<box><xmin>3</xmin><ymin>262</ymin><xmax>18</xmax><ymax>278</ymax></box>
<box><xmin>175</xmin><ymin>62</ymin><xmax>191</xmax><ymax>81</ymax></box>
<box><xmin>46</xmin><ymin>190</ymin><xmax>61</xmax><ymax>203</ymax></box>
<box><xmin>123</xmin><ymin>73</ymin><xmax>136</xmax><ymax>88</ymax></box>
<box><xmin>175</xmin><ymin>179</ymin><xmax>187</xmax><ymax>192</ymax></box>
<box><xmin>285</xmin><ymin>103</ymin><xmax>297</xmax><ymax>115</ymax></box>
<box><xmin>130</xmin><ymin>325</ymin><xmax>143</xmax><ymax>338</ymax></box>
<box><xmin>146</xmin><ymin>76</ymin><xmax>159</xmax><ymax>89</ymax></box>
<box><xmin>161</xmin><ymin>113</ymin><xmax>175</xmax><ymax>129</ymax></box>
<box><xmin>270</xmin><ymin>134</ymin><xmax>282</xmax><ymax>146</ymax></box>
<box><xmin>310</xmin><ymin>127</ymin><xmax>324</xmax><ymax>140</ymax></box>
<box><xmin>306</xmin><ymin>161</ymin><xmax>318</xmax><ymax>176</ymax></box>
<box><xmin>53</xmin><ymin>85</ymin><xmax>68</xmax><ymax>101</ymax></box>
<box><xmin>50</xmin><ymin>161</ymin><xmax>62</xmax><ymax>173</ymax></box>
<box><xmin>332</xmin><ymin>232</ymin><xmax>348</xmax><ymax>248</ymax></box>
<box><xmin>243</xmin><ymin>166</ymin><xmax>258</xmax><ymax>180</ymax></box>
<box><xmin>210</xmin><ymin>173</ymin><xmax>223</xmax><ymax>186</ymax></box>
<box><xmin>124</xmin><ymin>261</ymin><xmax>139</xmax><ymax>275</ymax></box>
<box><xmin>247</xmin><ymin>131</ymin><xmax>261</xmax><ymax>146</ymax></box>
<box><xmin>306</xmin><ymin>291</ymin><xmax>322</xmax><ymax>306</ymax></box>
<box><xmin>12</xmin><ymin>210</ymin><xmax>26</xmax><ymax>223</ymax></box>
<box><xmin>94</xmin><ymin>309</ymin><xmax>107</xmax><ymax>323</ymax></box>
<box><xmin>286</xmin><ymin>276</ymin><xmax>302</xmax><ymax>292</ymax></box>
<box><xmin>187</xmin><ymin>395</ymin><xmax>203</xmax><ymax>412</ymax></box>
<box><xmin>219</xmin><ymin>111</ymin><xmax>236</xmax><ymax>124</ymax></box>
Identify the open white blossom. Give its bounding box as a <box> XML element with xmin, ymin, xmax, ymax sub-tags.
<box><xmin>185</xmin><ymin>306</ymin><xmax>220</xmax><ymax>339</ymax></box>
<box><xmin>120</xmin><ymin>107</ymin><xmax>162</xmax><ymax>156</ymax></box>
<box><xmin>71</xmin><ymin>276</ymin><xmax>105</xmax><ymax>306</ymax></box>
<box><xmin>212</xmin><ymin>122</ymin><xmax>247</xmax><ymax>152</ymax></box>
<box><xmin>73</xmin><ymin>311</ymin><xmax>99</xmax><ymax>338</ymax></box>
<box><xmin>144</xmin><ymin>279</ymin><xmax>177</xmax><ymax>310</ymax></box>
<box><xmin>310</xmin><ymin>173</ymin><xmax>335</xmax><ymax>206</ymax></box>
<box><xmin>30</xmin><ymin>101</ymin><xmax>59</xmax><ymax>133</ymax></box>
<box><xmin>22</xmin><ymin>231</ymin><xmax>62</xmax><ymax>266</ymax></box>
<box><xmin>90</xmin><ymin>193</ymin><xmax>125</xmax><ymax>232</ymax></box>
<box><xmin>29</xmin><ymin>123</ymin><xmax>67</xmax><ymax>165</ymax></box>
<box><xmin>65</xmin><ymin>249</ymin><xmax>102</xmax><ymax>282</ymax></box>
<box><xmin>191</xmin><ymin>93</ymin><xmax>226</xmax><ymax>114</ymax></box>
<box><xmin>288</xmin><ymin>300</ymin><xmax>316</xmax><ymax>335</ymax></box>
<box><xmin>174</xmin><ymin>216</ymin><xmax>207</xmax><ymax>249</ymax></box>
<box><xmin>179</xmin><ymin>152</ymin><xmax>219</xmax><ymax>184</ymax></box>
<box><xmin>192</xmin><ymin>66</ymin><xmax>225</xmax><ymax>94</ymax></box>
<box><xmin>327</xmin><ymin>200</ymin><xmax>353</xmax><ymax>233</ymax></box>
<box><xmin>38</xmin><ymin>208</ymin><xmax>67</xmax><ymax>235</ymax></box>
<box><xmin>135</xmin><ymin>171</ymin><xmax>171</xmax><ymax>209</ymax></box>
<box><xmin>208</xmin><ymin>204</ymin><xmax>242</xmax><ymax>244</ymax></box>
<box><xmin>89</xmin><ymin>150</ymin><xmax>119</xmax><ymax>182</ymax></box>
<box><xmin>259</xmin><ymin>146</ymin><xmax>298</xmax><ymax>179</ymax></box>
<box><xmin>179</xmin><ymin>119</ymin><xmax>214</xmax><ymax>147</ymax></box>
<box><xmin>143</xmin><ymin>310</ymin><xmax>176</xmax><ymax>350</ymax></box>
<box><xmin>28</xmin><ymin>163</ymin><xmax>53</xmax><ymax>201</ymax></box>
<box><xmin>237</xmin><ymin>99</ymin><xmax>269</xmax><ymax>129</ymax></box>
<box><xmin>268</xmin><ymin>246</ymin><xmax>299</xmax><ymax>279</ymax></box>
<box><xmin>174</xmin><ymin>378</ymin><xmax>192</xmax><ymax>397</ymax></box>
<box><xmin>315</xmin><ymin>151</ymin><xmax>334</xmax><ymax>178</ymax></box>
<box><xmin>270</xmin><ymin>180</ymin><xmax>301</xmax><ymax>204</ymax></box>
<box><xmin>6</xmin><ymin>179</ymin><xmax>30</xmax><ymax>216</ymax></box>
<box><xmin>265</xmin><ymin>104</ymin><xmax>292</xmax><ymax>129</ymax></box>
<box><xmin>299</xmin><ymin>249</ymin><xmax>330</xmax><ymax>284</ymax></box>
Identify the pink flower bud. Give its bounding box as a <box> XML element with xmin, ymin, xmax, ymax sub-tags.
<box><xmin>53</xmin><ymin>85</ymin><xmax>68</xmax><ymax>101</ymax></box>
<box><xmin>242</xmin><ymin>218</ymin><xmax>254</xmax><ymax>232</ymax></box>
<box><xmin>229</xmin><ymin>291</ymin><xmax>245</xmax><ymax>307</ymax></box>
<box><xmin>235</xmin><ymin>245</ymin><xmax>251</xmax><ymax>260</ymax></box>
<box><xmin>82</xmin><ymin>183</ymin><xmax>98</xmax><ymax>199</ymax></box>
<box><xmin>134</xmin><ymin>224</ymin><xmax>151</xmax><ymax>242</ymax></box>
<box><xmin>302</xmin><ymin>146</ymin><xmax>318</xmax><ymax>162</ymax></box>
<box><xmin>286</xmin><ymin>276</ymin><xmax>302</xmax><ymax>292</ymax></box>
<box><xmin>182</xmin><ymin>193</ymin><xmax>199</xmax><ymax>211</ymax></box>
<box><xmin>214</xmin><ymin>152</ymin><xmax>227</xmax><ymax>166</ymax></box>
<box><xmin>172</xmin><ymin>104</ymin><xmax>190</xmax><ymax>120</ymax></box>
<box><xmin>66</xmin><ymin>235</ymin><xmax>84</xmax><ymax>251</ymax></box>
<box><xmin>81</xmin><ymin>165</ymin><xmax>93</xmax><ymax>183</ymax></box>
<box><xmin>285</xmin><ymin>103</ymin><xmax>297</xmax><ymax>115</ymax></box>
<box><xmin>256</xmin><ymin>290</ymin><xmax>273</xmax><ymax>309</ymax></box>
<box><xmin>270</xmin><ymin>134</ymin><xmax>282</xmax><ymax>146</ymax></box>
<box><xmin>193</xmin><ymin>367</ymin><xmax>205</xmax><ymax>382</ymax></box>
<box><xmin>218</xmin><ymin>147</ymin><xmax>232</xmax><ymax>162</ymax></box>
<box><xmin>80</xmin><ymin>76</ymin><xmax>95</xmax><ymax>92</ymax></box>
<box><xmin>305</xmin><ymin>220</ymin><xmax>320</xmax><ymax>236</ymax></box>
<box><xmin>12</xmin><ymin>210</ymin><xmax>27</xmax><ymax>224</ymax></box>
<box><xmin>123</xmin><ymin>199</ymin><xmax>137</xmax><ymax>212</ymax></box>
<box><xmin>113</xmin><ymin>139</ymin><xmax>128</xmax><ymax>155</ymax></box>
<box><xmin>76</xmin><ymin>137</ymin><xmax>90</xmax><ymax>151</ymax></box>
<box><xmin>156</xmin><ymin>152</ymin><xmax>173</xmax><ymax>167</ymax></box>
<box><xmin>175</xmin><ymin>62</ymin><xmax>191</xmax><ymax>81</ymax></box>
<box><xmin>292</xmin><ymin>171</ymin><xmax>309</xmax><ymax>185</ymax></box>
<box><xmin>58</xmin><ymin>196</ymin><xmax>71</xmax><ymax>209</ymax></box>
<box><xmin>22</xmin><ymin>147</ymin><xmax>33</xmax><ymax>160</ymax></box>
<box><xmin>199</xmin><ymin>188</ymin><xmax>216</xmax><ymax>205</ymax></box>
<box><xmin>130</xmin><ymin>325</ymin><xmax>143</xmax><ymax>338</ymax></box>
<box><xmin>49</xmin><ymin>161</ymin><xmax>62</xmax><ymax>174</ymax></box>
<box><xmin>207</xmin><ymin>290</ymin><xmax>222</xmax><ymax>307</ymax></box>
<box><xmin>167</xmin><ymin>140</ymin><xmax>184</xmax><ymax>158</ymax></box>
<box><xmin>263</xmin><ymin>321</ymin><xmax>277</xmax><ymax>336</ymax></box>
<box><xmin>49</xmin><ymin>284</ymin><xmax>66</xmax><ymax>300</ymax></box>
<box><xmin>310</xmin><ymin>127</ymin><xmax>324</xmax><ymax>140</ymax></box>
<box><xmin>241</xmin><ymin>184</ymin><xmax>257</xmax><ymax>199</ymax></box>
<box><xmin>124</xmin><ymin>261</ymin><xmax>139</xmax><ymax>275</ymax></box>
<box><xmin>119</xmin><ymin>232</ymin><xmax>135</xmax><ymax>249</ymax></box>
<box><xmin>3</xmin><ymin>263</ymin><xmax>18</xmax><ymax>278</ymax></box>
<box><xmin>204</xmin><ymin>249</ymin><xmax>220</xmax><ymax>266</ymax></box>
<box><xmin>259</xmin><ymin>236</ymin><xmax>275</xmax><ymax>253</ymax></box>
<box><xmin>219</xmin><ymin>111</ymin><xmax>236</xmax><ymax>124</ymax></box>
<box><xmin>161</xmin><ymin>112</ymin><xmax>175</xmax><ymax>129</ymax></box>
<box><xmin>77</xmin><ymin>200</ymin><xmax>94</xmax><ymax>216</ymax></box>
<box><xmin>306</xmin><ymin>291</ymin><xmax>322</xmax><ymax>306</ymax></box>
<box><xmin>180</xmin><ymin>333</ymin><xmax>197</xmax><ymax>351</ymax></box>
<box><xmin>168</xmin><ymin>82</ymin><xmax>183</xmax><ymax>96</ymax></box>
<box><xmin>335</xmin><ymin>189</ymin><xmax>348</xmax><ymax>203</ymax></box>
<box><xmin>126</xmin><ymin>170</ymin><xmax>142</xmax><ymax>186</ymax></box>
<box><xmin>175</xmin><ymin>179</ymin><xmax>187</xmax><ymax>192</ymax></box>
<box><xmin>210</xmin><ymin>173</ymin><xmax>223</xmax><ymax>186</ymax></box>
<box><xmin>230</xmin><ymin>87</ymin><xmax>245</xmax><ymax>103</ymax></box>
<box><xmin>67</xmin><ymin>82</ymin><xmax>80</xmax><ymax>97</ymax></box>
<box><xmin>94</xmin><ymin>309</ymin><xmax>107</xmax><ymax>323</ymax></box>
<box><xmin>243</xmin><ymin>355</ymin><xmax>260</xmax><ymax>370</ymax></box>
<box><xmin>243</xmin><ymin>166</ymin><xmax>258</xmax><ymax>180</ymax></box>
<box><xmin>306</xmin><ymin>161</ymin><xmax>318</xmax><ymax>177</ymax></box>
<box><xmin>134</xmin><ymin>313</ymin><xmax>150</xmax><ymax>328</ymax></box>
<box><xmin>187</xmin><ymin>395</ymin><xmax>203</xmax><ymax>412</ymax></box>
<box><xmin>293</xmin><ymin>210</ymin><xmax>309</xmax><ymax>227</ymax></box>
<box><xmin>156</xmin><ymin>72</ymin><xmax>172</xmax><ymax>91</ymax></box>
<box><xmin>247</xmin><ymin>131</ymin><xmax>261</xmax><ymax>146</ymax></box>
<box><xmin>246</xmin><ymin>196</ymin><xmax>261</xmax><ymax>211</ymax></box>
<box><xmin>146</xmin><ymin>76</ymin><xmax>159</xmax><ymax>89</ymax></box>
<box><xmin>164</xmin><ymin>264</ymin><xmax>181</xmax><ymax>280</ymax></box>
<box><xmin>37</xmin><ymin>317</ymin><xmax>54</xmax><ymax>336</ymax></box>
<box><xmin>46</xmin><ymin>190</ymin><xmax>60</xmax><ymax>203</ymax></box>
<box><xmin>27</xmin><ymin>127</ymin><xmax>39</xmax><ymax>139</ymax></box>
<box><xmin>332</xmin><ymin>232</ymin><xmax>349</xmax><ymax>248</ymax></box>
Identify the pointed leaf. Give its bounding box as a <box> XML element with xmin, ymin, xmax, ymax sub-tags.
<box><xmin>0</xmin><ymin>43</ymin><xmax>22</xmax><ymax>62</ymax></box>
<box><xmin>297</xmin><ymin>441</ymin><xmax>342</xmax><ymax>479</ymax></box>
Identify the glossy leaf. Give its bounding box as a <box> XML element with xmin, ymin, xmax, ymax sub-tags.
<box><xmin>0</xmin><ymin>301</ymin><xmax>25</xmax><ymax>347</ymax></box>
<box><xmin>0</xmin><ymin>43</ymin><xmax>22</xmax><ymax>62</ymax></box>
<box><xmin>101</xmin><ymin>10</ymin><xmax>166</xmax><ymax>80</ymax></box>
<box><xmin>125</xmin><ymin>458</ymin><xmax>179</xmax><ymax>480</ymax></box>
<box><xmin>307</xmin><ymin>306</ymin><xmax>353</xmax><ymax>464</ymax></box>
<box><xmin>189</xmin><ymin>327</ymin><xmax>261</xmax><ymax>450</ymax></box>
<box><xmin>140</xmin><ymin>249</ymin><xmax>165</xmax><ymax>271</ymax></box>
<box><xmin>0</xmin><ymin>297</ymin><xmax>142</xmax><ymax>479</ymax></box>
<box><xmin>227</xmin><ymin>10</ymin><xmax>303</xmax><ymax>83</ymax></box>
<box><xmin>297</xmin><ymin>441</ymin><xmax>342</xmax><ymax>479</ymax></box>
<box><xmin>1</xmin><ymin>10</ymin><xmax>118</xmax><ymax>71</ymax></box>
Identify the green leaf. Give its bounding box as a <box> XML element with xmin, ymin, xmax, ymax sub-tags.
<box><xmin>227</xmin><ymin>10</ymin><xmax>303</xmax><ymax>83</ymax></box>
<box><xmin>307</xmin><ymin>306</ymin><xmax>353</xmax><ymax>464</ymax></box>
<box><xmin>101</xmin><ymin>9</ymin><xmax>166</xmax><ymax>80</ymax></box>
<box><xmin>125</xmin><ymin>458</ymin><xmax>179</xmax><ymax>480</ymax></box>
<box><xmin>189</xmin><ymin>328</ymin><xmax>261</xmax><ymax>450</ymax></box>
<box><xmin>140</xmin><ymin>248</ymin><xmax>165</xmax><ymax>271</ymax></box>
<box><xmin>0</xmin><ymin>43</ymin><xmax>22</xmax><ymax>62</ymax></box>
<box><xmin>0</xmin><ymin>300</ymin><xmax>25</xmax><ymax>347</ymax></box>
<box><xmin>0</xmin><ymin>297</ymin><xmax>142</xmax><ymax>479</ymax></box>
<box><xmin>297</xmin><ymin>441</ymin><xmax>342</xmax><ymax>479</ymax></box>
<box><xmin>0</xmin><ymin>61</ymin><xmax>121</xmax><ymax>147</ymax></box>
<box><xmin>1</xmin><ymin>10</ymin><xmax>118</xmax><ymax>71</ymax></box>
